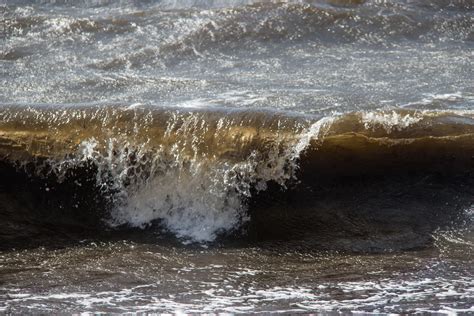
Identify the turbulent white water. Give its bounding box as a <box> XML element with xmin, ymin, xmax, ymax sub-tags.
<box><xmin>36</xmin><ymin>111</ymin><xmax>334</xmax><ymax>242</ymax></box>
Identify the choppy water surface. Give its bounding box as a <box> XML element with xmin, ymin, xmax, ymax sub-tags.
<box><xmin>1</xmin><ymin>237</ymin><xmax>474</xmax><ymax>314</ymax></box>
<box><xmin>1</xmin><ymin>0</ymin><xmax>473</xmax><ymax>313</ymax></box>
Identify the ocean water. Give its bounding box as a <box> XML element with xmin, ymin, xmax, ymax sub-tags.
<box><xmin>1</xmin><ymin>0</ymin><xmax>473</xmax><ymax>313</ymax></box>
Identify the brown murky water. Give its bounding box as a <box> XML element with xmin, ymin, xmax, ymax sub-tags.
<box><xmin>1</xmin><ymin>0</ymin><xmax>473</xmax><ymax>313</ymax></box>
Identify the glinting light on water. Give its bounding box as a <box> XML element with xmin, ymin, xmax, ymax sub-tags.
<box><xmin>1</xmin><ymin>0</ymin><xmax>473</xmax><ymax>313</ymax></box>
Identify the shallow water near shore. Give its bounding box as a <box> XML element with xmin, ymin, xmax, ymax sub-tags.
<box><xmin>1</xmin><ymin>234</ymin><xmax>473</xmax><ymax>314</ymax></box>
<box><xmin>1</xmin><ymin>0</ymin><xmax>474</xmax><ymax>313</ymax></box>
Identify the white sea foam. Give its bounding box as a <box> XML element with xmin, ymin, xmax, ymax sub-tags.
<box><xmin>4</xmin><ymin>275</ymin><xmax>473</xmax><ymax>314</ymax></box>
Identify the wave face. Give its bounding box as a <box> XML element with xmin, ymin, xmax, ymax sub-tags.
<box><xmin>1</xmin><ymin>105</ymin><xmax>474</xmax><ymax>249</ymax></box>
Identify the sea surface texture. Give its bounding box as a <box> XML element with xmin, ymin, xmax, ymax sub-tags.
<box><xmin>1</xmin><ymin>0</ymin><xmax>473</xmax><ymax>313</ymax></box>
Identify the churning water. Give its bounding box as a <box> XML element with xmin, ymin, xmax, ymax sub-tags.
<box><xmin>1</xmin><ymin>0</ymin><xmax>473</xmax><ymax>313</ymax></box>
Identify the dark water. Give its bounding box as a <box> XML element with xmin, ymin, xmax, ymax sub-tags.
<box><xmin>1</xmin><ymin>0</ymin><xmax>473</xmax><ymax>313</ymax></box>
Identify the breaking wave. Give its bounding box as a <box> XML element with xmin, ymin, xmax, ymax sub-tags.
<box><xmin>1</xmin><ymin>104</ymin><xmax>474</xmax><ymax>249</ymax></box>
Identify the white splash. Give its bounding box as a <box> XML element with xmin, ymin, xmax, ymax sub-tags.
<box><xmin>293</xmin><ymin>116</ymin><xmax>335</xmax><ymax>158</ymax></box>
<box><xmin>52</xmin><ymin>115</ymin><xmax>335</xmax><ymax>243</ymax></box>
<box><xmin>361</xmin><ymin>111</ymin><xmax>424</xmax><ymax>133</ymax></box>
